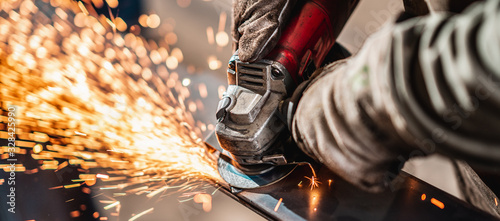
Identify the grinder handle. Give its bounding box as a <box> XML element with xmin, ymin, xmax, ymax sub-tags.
<box><xmin>265</xmin><ymin>0</ymin><xmax>359</xmax><ymax>85</ymax></box>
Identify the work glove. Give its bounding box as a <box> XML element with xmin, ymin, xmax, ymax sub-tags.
<box><xmin>232</xmin><ymin>0</ymin><xmax>297</xmax><ymax>62</ymax></box>
<box><xmin>292</xmin><ymin>0</ymin><xmax>500</xmax><ymax>192</ymax></box>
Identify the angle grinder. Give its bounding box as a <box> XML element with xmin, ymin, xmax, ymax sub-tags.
<box><xmin>205</xmin><ymin>0</ymin><xmax>359</xmax><ymax>189</ymax></box>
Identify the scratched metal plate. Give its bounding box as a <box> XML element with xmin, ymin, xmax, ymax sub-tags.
<box><xmin>219</xmin><ymin>165</ymin><xmax>499</xmax><ymax>221</ymax></box>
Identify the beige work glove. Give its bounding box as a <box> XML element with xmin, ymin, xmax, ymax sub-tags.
<box><xmin>292</xmin><ymin>0</ymin><xmax>500</xmax><ymax>192</ymax></box>
<box><xmin>232</xmin><ymin>0</ymin><xmax>297</xmax><ymax>62</ymax></box>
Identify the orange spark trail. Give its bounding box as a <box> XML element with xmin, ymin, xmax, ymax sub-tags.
<box><xmin>274</xmin><ymin>198</ymin><xmax>283</xmax><ymax>212</ymax></box>
<box><xmin>0</xmin><ymin>0</ymin><xmax>222</xmax><ymax>218</ymax></box>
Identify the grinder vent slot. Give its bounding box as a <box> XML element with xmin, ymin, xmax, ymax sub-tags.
<box><xmin>237</xmin><ymin>63</ymin><xmax>267</xmax><ymax>92</ymax></box>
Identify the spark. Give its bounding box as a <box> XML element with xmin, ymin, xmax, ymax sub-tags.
<box><xmin>33</xmin><ymin>144</ymin><xmax>43</xmax><ymax>153</ymax></box>
<box><xmin>146</xmin><ymin>185</ymin><xmax>169</xmax><ymax>198</ymax></box>
<box><xmin>129</xmin><ymin>207</ymin><xmax>154</xmax><ymax>221</ymax></box>
<box><xmin>303</xmin><ymin>163</ymin><xmax>320</xmax><ymax>190</ymax></box>
<box><xmin>166</xmin><ymin>56</ymin><xmax>179</xmax><ymax>69</ymax></box>
<box><xmin>55</xmin><ymin>162</ymin><xmax>69</xmax><ymax>172</ymax></box>
<box><xmin>274</xmin><ymin>198</ymin><xmax>283</xmax><ymax>212</ymax></box>
<box><xmin>430</xmin><ymin>198</ymin><xmax>445</xmax><ymax>209</ymax></box>
<box><xmin>147</xmin><ymin>14</ymin><xmax>161</xmax><ymax>29</ymax></box>
<box><xmin>103</xmin><ymin>201</ymin><xmax>120</xmax><ymax>210</ymax></box>
<box><xmin>193</xmin><ymin>193</ymin><xmax>212</xmax><ymax>212</ymax></box>
<box><xmin>211</xmin><ymin>185</ymin><xmax>222</xmax><ymax>195</ymax></box>
<box><xmin>495</xmin><ymin>198</ymin><xmax>498</xmax><ymax>206</ymax></box>
<box><xmin>97</xmin><ymin>174</ymin><xmax>110</xmax><ymax>179</ymax></box>
<box><xmin>178</xmin><ymin>197</ymin><xmax>194</xmax><ymax>203</ymax></box>
<box><xmin>110</xmin><ymin>160</ymin><xmax>129</xmax><ymax>163</ymax></box>
<box><xmin>421</xmin><ymin>194</ymin><xmax>426</xmax><ymax>201</ymax></box>
<box><xmin>182</xmin><ymin>78</ymin><xmax>191</xmax><ymax>87</ymax></box>
<box><xmin>75</xmin><ymin>131</ymin><xmax>87</xmax><ymax>136</ymax></box>
<box><xmin>215</xmin><ymin>31</ymin><xmax>229</xmax><ymax>47</ymax></box>
<box><xmin>139</xmin><ymin>14</ymin><xmax>149</xmax><ymax>27</ymax></box>
<box><xmin>100</xmin><ymin>187</ymin><xmax>118</xmax><ymax>190</ymax></box>
<box><xmin>208</xmin><ymin>56</ymin><xmax>222</xmax><ymax>70</ymax></box>
<box><xmin>171</xmin><ymin>48</ymin><xmax>184</xmax><ymax>63</ymax></box>
<box><xmin>100</xmin><ymin>200</ymin><xmax>116</xmax><ymax>204</ymax></box>
<box><xmin>304</xmin><ymin>176</ymin><xmax>321</xmax><ymax>190</ymax></box>
<box><xmin>49</xmin><ymin>186</ymin><xmax>64</xmax><ymax>190</ymax></box>
<box><xmin>64</xmin><ymin>183</ymin><xmax>83</xmax><ymax>189</ymax></box>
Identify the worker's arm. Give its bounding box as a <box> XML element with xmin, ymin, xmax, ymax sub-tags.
<box><xmin>292</xmin><ymin>0</ymin><xmax>500</xmax><ymax>192</ymax></box>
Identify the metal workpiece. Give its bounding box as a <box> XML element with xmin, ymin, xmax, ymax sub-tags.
<box><xmin>216</xmin><ymin>164</ymin><xmax>500</xmax><ymax>221</ymax></box>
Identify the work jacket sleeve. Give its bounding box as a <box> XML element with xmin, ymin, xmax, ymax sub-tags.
<box><xmin>292</xmin><ymin>0</ymin><xmax>500</xmax><ymax>192</ymax></box>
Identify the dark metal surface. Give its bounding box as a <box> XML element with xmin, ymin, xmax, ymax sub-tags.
<box><xmin>207</xmin><ymin>125</ymin><xmax>498</xmax><ymax>220</ymax></box>
<box><xmin>220</xmin><ymin>164</ymin><xmax>499</xmax><ymax>221</ymax></box>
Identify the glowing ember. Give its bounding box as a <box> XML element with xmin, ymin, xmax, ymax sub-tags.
<box><xmin>33</xmin><ymin>143</ymin><xmax>43</xmax><ymax>153</ymax></box>
<box><xmin>430</xmin><ymin>198</ymin><xmax>445</xmax><ymax>209</ymax></box>
<box><xmin>70</xmin><ymin>210</ymin><xmax>81</xmax><ymax>218</ymax></box>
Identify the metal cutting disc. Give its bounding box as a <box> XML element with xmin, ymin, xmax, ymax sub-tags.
<box><xmin>217</xmin><ymin>155</ymin><xmax>297</xmax><ymax>189</ymax></box>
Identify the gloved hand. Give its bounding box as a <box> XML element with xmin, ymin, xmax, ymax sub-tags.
<box><xmin>291</xmin><ymin>20</ymin><xmax>417</xmax><ymax>192</ymax></box>
<box><xmin>232</xmin><ymin>0</ymin><xmax>297</xmax><ymax>62</ymax></box>
<box><xmin>291</xmin><ymin>0</ymin><xmax>500</xmax><ymax>192</ymax></box>
<box><xmin>289</xmin><ymin>17</ymin><xmax>414</xmax><ymax>192</ymax></box>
